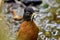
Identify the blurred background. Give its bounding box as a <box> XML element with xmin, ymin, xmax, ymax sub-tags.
<box><xmin>0</xmin><ymin>0</ymin><xmax>60</xmax><ymax>40</ymax></box>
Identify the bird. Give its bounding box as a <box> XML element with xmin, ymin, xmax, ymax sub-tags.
<box><xmin>11</xmin><ymin>1</ymin><xmax>42</xmax><ymax>40</ymax></box>
<box><xmin>17</xmin><ymin>7</ymin><xmax>39</xmax><ymax>40</ymax></box>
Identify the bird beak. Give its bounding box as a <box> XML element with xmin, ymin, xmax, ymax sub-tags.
<box><xmin>31</xmin><ymin>12</ymin><xmax>37</xmax><ymax>20</ymax></box>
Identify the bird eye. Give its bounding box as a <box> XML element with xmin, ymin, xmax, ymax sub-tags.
<box><xmin>26</xmin><ymin>12</ymin><xmax>30</xmax><ymax>14</ymax></box>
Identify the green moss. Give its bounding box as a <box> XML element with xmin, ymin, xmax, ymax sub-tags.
<box><xmin>56</xmin><ymin>0</ymin><xmax>60</xmax><ymax>3</ymax></box>
<box><xmin>42</xmin><ymin>3</ymin><xmax>49</xmax><ymax>8</ymax></box>
<box><xmin>0</xmin><ymin>14</ymin><xmax>11</xmax><ymax>40</ymax></box>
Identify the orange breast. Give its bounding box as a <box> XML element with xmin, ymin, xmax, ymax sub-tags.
<box><xmin>17</xmin><ymin>21</ymin><xmax>39</xmax><ymax>40</ymax></box>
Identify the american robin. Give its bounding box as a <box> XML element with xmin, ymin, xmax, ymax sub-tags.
<box><xmin>11</xmin><ymin>1</ymin><xmax>42</xmax><ymax>40</ymax></box>
<box><xmin>17</xmin><ymin>7</ymin><xmax>39</xmax><ymax>40</ymax></box>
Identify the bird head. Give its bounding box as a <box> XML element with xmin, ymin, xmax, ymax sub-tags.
<box><xmin>23</xmin><ymin>0</ymin><xmax>42</xmax><ymax>21</ymax></box>
<box><xmin>23</xmin><ymin>7</ymin><xmax>39</xmax><ymax>21</ymax></box>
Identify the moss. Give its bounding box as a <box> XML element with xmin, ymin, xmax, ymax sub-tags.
<box><xmin>56</xmin><ymin>0</ymin><xmax>60</xmax><ymax>3</ymax></box>
<box><xmin>42</xmin><ymin>3</ymin><xmax>49</xmax><ymax>8</ymax></box>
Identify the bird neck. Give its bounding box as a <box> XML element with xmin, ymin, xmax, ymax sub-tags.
<box><xmin>23</xmin><ymin>20</ymin><xmax>36</xmax><ymax>26</ymax></box>
<box><xmin>24</xmin><ymin>20</ymin><xmax>33</xmax><ymax>22</ymax></box>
